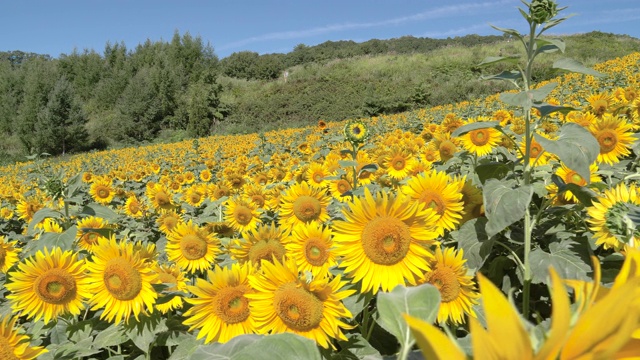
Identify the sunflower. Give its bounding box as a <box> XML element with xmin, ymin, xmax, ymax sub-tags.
<box><xmin>587</xmin><ymin>182</ymin><xmax>640</xmax><ymax>250</ymax></box>
<box><xmin>384</xmin><ymin>146</ymin><xmax>415</xmax><ymax>180</ymax></box>
<box><xmin>243</xmin><ymin>183</ymin><xmax>267</xmax><ymax>209</ymax></box>
<box><xmin>246</xmin><ymin>258</ymin><xmax>354</xmax><ymax>349</ymax></box>
<box><xmin>166</xmin><ymin>220</ymin><xmax>220</xmax><ymax>274</ymax></box>
<box><xmin>458</xmin><ymin>177</ymin><xmax>484</xmax><ymax>224</ymax></box>
<box><xmin>182</xmin><ymin>184</ymin><xmax>206</xmax><ymax>207</ymax></box>
<box><xmin>183</xmin><ymin>262</ymin><xmax>257</xmax><ymax>344</ymax></box>
<box><xmin>40</xmin><ymin>218</ymin><xmax>63</xmax><ymax>233</ymax></box>
<box><xmin>89</xmin><ymin>177</ymin><xmax>115</xmax><ymax>205</ymax></box>
<box><xmin>199</xmin><ymin>169</ymin><xmax>213</xmax><ymax>182</ymax></box>
<box><xmin>6</xmin><ymin>247</ymin><xmax>90</xmax><ymax>324</ymax></box>
<box><xmin>154</xmin><ymin>263</ymin><xmax>188</xmax><ymax>314</ymax></box>
<box><xmin>586</xmin><ymin>92</ymin><xmax>612</xmax><ymax>117</ymax></box>
<box><xmin>520</xmin><ymin>133</ymin><xmax>552</xmax><ymax>166</ymax></box>
<box><xmin>459</xmin><ymin>118</ymin><xmax>502</xmax><ymax>157</ymax></box>
<box><xmin>0</xmin><ymin>315</ymin><xmax>47</xmax><ymax>360</ymax></box>
<box><xmin>15</xmin><ymin>198</ymin><xmax>42</xmax><ymax>223</ymax></box>
<box><xmin>156</xmin><ymin>210</ymin><xmax>183</xmax><ymax>235</ymax></box>
<box><xmin>492</xmin><ymin>109</ymin><xmax>513</xmax><ymax>127</ymax></box>
<box><xmin>344</xmin><ymin>119</ymin><xmax>370</xmax><ymax>145</ymax></box>
<box><xmin>589</xmin><ymin>114</ymin><xmax>636</xmax><ymax>165</ymax></box>
<box><xmin>401</xmin><ymin>169</ymin><xmax>464</xmax><ymax>235</ymax></box>
<box><xmin>146</xmin><ymin>183</ymin><xmax>176</xmax><ymax>212</ymax></box>
<box><xmin>433</xmin><ymin>131</ymin><xmax>458</xmax><ymax>163</ymax></box>
<box><xmin>332</xmin><ymin>188</ymin><xmax>439</xmax><ymax>294</ymax></box>
<box><xmin>419</xmin><ymin>246</ymin><xmax>480</xmax><ymax>325</ymax></box>
<box><xmin>329</xmin><ymin>178</ymin><xmax>352</xmax><ymax>202</ymax></box>
<box><xmin>230</xmin><ymin>223</ymin><xmax>289</xmax><ymax>266</ymax></box>
<box><xmin>85</xmin><ymin>235</ymin><xmax>158</xmax><ymax>324</ymax></box>
<box><xmin>286</xmin><ymin>222</ymin><xmax>337</xmax><ymax>277</ymax></box>
<box><xmin>123</xmin><ymin>195</ymin><xmax>145</xmax><ymax>218</ymax></box>
<box><xmin>76</xmin><ymin>216</ymin><xmax>111</xmax><ymax>253</ymax></box>
<box><xmin>0</xmin><ymin>236</ymin><xmax>20</xmax><ymax>273</ymax></box>
<box><xmin>306</xmin><ymin>162</ymin><xmax>332</xmax><ymax>189</ymax></box>
<box><xmin>547</xmin><ymin>162</ymin><xmax>601</xmax><ymax>204</ymax></box>
<box><xmin>279</xmin><ymin>181</ymin><xmax>330</xmax><ymax>230</ymax></box>
<box><xmin>224</xmin><ymin>195</ymin><xmax>261</xmax><ymax>233</ymax></box>
<box><xmin>81</xmin><ymin>171</ymin><xmax>93</xmax><ymax>183</ymax></box>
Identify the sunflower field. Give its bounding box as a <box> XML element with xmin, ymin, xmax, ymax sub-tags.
<box><xmin>2</xmin><ymin>2</ymin><xmax>640</xmax><ymax>359</ymax></box>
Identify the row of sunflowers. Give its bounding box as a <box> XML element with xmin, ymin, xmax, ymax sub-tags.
<box><xmin>1</xmin><ymin>24</ymin><xmax>640</xmax><ymax>359</ymax></box>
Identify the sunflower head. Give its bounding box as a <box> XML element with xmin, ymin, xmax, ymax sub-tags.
<box><xmin>0</xmin><ymin>315</ymin><xmax>47</xmax><ymax>360</ymax></box>
<box><xmin>344</xmin><ymin>120</ymin><xmax>370</xmax><ymax>145</ymax></box>
<box><xmin>529</xmin><ymin>0</ymin><xmax>559</xmax><ymax>24</ymax></box>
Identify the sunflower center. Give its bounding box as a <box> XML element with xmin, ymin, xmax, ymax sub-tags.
<box><xmin>83</xmin><ymin>232</ymin><xmax>101</xmax><ymax>245</ymax></box>
<box><xmin>392</xmin><ymin>156</ymin><xmax>406</xmax><ymax>171</ymax></box>
<box><xmin>33</xmin><ymin>268</ymin><xmax>77</xmax><ymax>304</ymax></box>
<box><xmin>592</xmin><ymin>100</ymin><xmax>608</xmax><ymax>116</ymax></box>
<box><xmin>312</xmin><ymin>173</ymin><xmax>324</xmax><ymax>183</ymax></box>
<box><xmin>251</xmin><ymin>195</ymin><xmax>265</xmax><ymax>208</ymax></box>
<box><xmin>234</xmin><ymin>205</ymin><xmax>253</xmax><ymax>225</ymax></box>
<box><xmin>304</xmin><ymin>237</ymin><xmax>329</xmax><ymax>266</ymax></box>
<box><xmin>180</xmin><ymin>234</ymin><xmax>208</xmax><ymax>260</ymax></box>
<box><xmin>128</xmin><ymin>202</ymin><xmax>140</xmax><ymax>214</ymax></box>
<box><xmin>424</xmin><ymin>265</ymin><xmax>461</xmax><ymax>302</ymax></box>
<box><xmin>274</xmin><ymin>282</ymin><xmax>323</xmax><ymax>332</ymax></box>
<box><xmin>293</xmin><ymin>196</ymin><xmax>322</xmax><ymax>222</ymax></box>
<box><xmin>530</xmin><ymin>142</ymin><xmax>542</xmax><ymax>158</ymax></box>
<box><xmin>352</xmin><ymin>126</ymin><xmax>362</xmax><ymax>135</ymax></box>
<box><xmin>97</xmin><ymin>187</ymin><xmax>110</xmax><ymax>199</ymax></box>
<box><xmin>418</xmin><ymin>191</ymin><xmax>445</xmax><ymax>216</ymax></box>
<box><xmin>103</xmin><ymin>257</ymin><xmax>143</xmax><ymax>301</ymax></box>
<box><xmin>0</xmin><ymin>336</ymin><xmax>19</xmax><ymax>360</ymax></box>
<box><xmin>190</xmin><ymin>193</ymin><xmax>202</xmax><ymax>204</ymax></box>
<box><xmin>597</xmin><ymin>129</ymin><xmax>618</xmax><ymax>154</ymax></box>
<box><xmin>439</xmin><ymin>140</ymin><xmax>457</xmax><ymax>160</ymax></box>
<box><xmin>155</xmin><ymin>191</ymin><xmax>170</xmax><ymax>206</ymax></box>
<box><xmin>469</xmin><ymin>129</ymin><xmax>489</xmax><ymax>146</ymax></box>
<box><xmin>336</xmin><ymin>180</ymin><xmax>351</xmax><ymax>194</ymax></box>
<box><xmin>565</xmin><ymin>171</ymin><xmax>586</xmax><ymax>186</ymax></box>
<box><xmin>214</xmin><ymin>285</ymin><xmax>250</xmax><ymax>324</ymax></box>
<box><xmin>157</xmin><ymin>272</ymin><xmax>178</xmax><ymax>291</ymax></box>
<box><xmin>361</xmin><ymin>216</ymin><xmax>412</xmax><ymax>265</ymax></box>
<box><xmin>248</xmin><ymin>240</ymin><xmax>286</xmax><ymax>265</ymax></box>
<box><xmin>163</xmin><ymin>217</ymin><xmax>178</xmax><ymax>231</ymax></box>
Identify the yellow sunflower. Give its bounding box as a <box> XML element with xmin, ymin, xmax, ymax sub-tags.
<box><xmin>332</xmin><ymin>188</ymin><xmax>439</xmax><ymax>294</ymax></box>
<box><xmin>15</xmin><ymin>198</ymin><xmax>42</xmax><ymax>223</ymax></box>
<box><xmin>0</xmin><ymin>236</ymin><xmax>21</xmax><ymax>273</ymax></box>
<box><xmin>183</xmin><ymin>262</ymin><xmax>257</xmax><ymax>344</ymax></box>
<box><xmin>279</xmin><ymin>181</ymin><xmax>330</xmax><ymax>230</ymax></box>
<box><xmin>459</xmin><ymin>118</ymin><xmax>502</xmax><ymax>157</ymax></box>
<box><xmin>6</xmin><ymin>247</ymin><xmax>90</xmax><ymax>324</ymax></box>
<box><xmin>166</xmin><ymin>220</ymin><xmax>220</xmax><ymax>274</ymax></box>
<box><xmin>0</xmin><ymin>315</ymin><xmax>47</xmax><ymax>360</ymax></box>
<box><xmin>146</xmin><ymin>183</ymin><xmax>176</xmax><ymax>212</ymax></box>
<box><xmin>419</xmin><ymin>246</ymin><xmax>480</xmax><ymax>325</ymax></box>
<box><xmin>458</xmin><ymin>177</ymin><xmax>484</xmax><ymax>224</ymax></box>
<box><xmin>306</xmin><ymin>162</ymin><xmax>332</xmax><ymax>189</ymax></box>
<box><xmin>85</xmin><ymin>235</ymin><xmax>158</xmax><ymax>324</ymax></box>
<box><xmin>230</xmin><ymin>222</ymin><xmax>289</xmax><ymax>266</ymax></box>
<box><xmin>286</xmin><ymin>221</ymin><xmax>337</xmax><ymax>277</ymax></box>
<box><xmin>154</xmin><ymin>263</ymin><xmax>188</xmax><ymax>314</ymax></box>
<box><xmin>40</xmin><ymin>218</ymin><xmax>63</xmax><ymax>233</ymax></box>
<box><xmin>384</xmin><ymin>146</ymin><xmax>415</xmax><ymax>180</ymax></box>
<box><xmin>123</xmin><ymin>195</ymin><xmax>145</xmax><ymax>218</ymax></box>
<box><xmin>401</xmin><ymin>169</ymin><xmax>464</xmax><ymax>235</ymax></box>
<box><xmin>199</xmin><ymin>169</ymin><xmax>213</xmax><ymax>182</ymax></box>
<box><xmin>246</xmin><ymin>258</ymin><xmax>354</xmax><ymax>349</ymax></box>
<box><xmin>587</xmin><ymin>182</ymin><xmax>640</xmax><ymax>250</ymax></box>
<box><xmin>589</xmin><ymin>114</ymin><xmax>636</xmax><ymax>165</ymax></box>
<box><xmin>156</xmin><ymin>210</ymin><xmax>183</xmax><ymax>235</ymax></box>
<box><xmin>224</xmin><ymin>195</ymin><xmax>261</xmax><ymax>233</ymax></box>
<box><xmin>329</xmin><ymin>178</ymin><xmax>353</xmax><ymax>202</ymax></box>
<box><xmin>520</xmin><ymin>133</ymin><xmax>552</xmax><ymax>166</ymax></box>
<box><xmin>586</xmin><ymin>92</ymin><xmax>612</xmax><ymax>117</ymax></box>
<box><xmin>547</xmin><ymin>162</ymin><xmax>601</xmax><ymax>204</ymax></box>
<box><xmin>243</xmin><ymin>183</ymin><xmax>267</xmax><ymax>209</ymax></box>
<box><xmin>76</xmin><ymin>216</ymin><xmax>111</xmax><ymax>253</ymax></box>
<box><xmin>433</xmin><ymin>131</ymin><xmax>459</xmax><ymax>163</ymax></box>
<box><xmin>89</xmin><ymin>177</ymin><xmax>115</xmax><ymax>205</ymax></box>
<box><xmin>182</xmin><ymin>184</ymin><xmax>206</xmax><ymax>207</ymax></box>
<box><xmin>344</xmin><ymin>119</ymin><xmax>370</xmax><ymax>145</ymax></box>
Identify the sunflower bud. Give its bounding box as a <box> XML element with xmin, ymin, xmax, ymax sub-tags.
<box><xmin>529</xmin><ymin>0</ymin><xmax>558</xmax><ymax>24</ymax></box>
<box><xmin>344</xmin><ymin>120</ymin><xmax>370</xmax><ymax>145</ymax></box>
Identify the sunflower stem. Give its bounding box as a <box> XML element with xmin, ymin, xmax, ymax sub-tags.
<box><xmin>352</xmin><ymin>143</ymin><xmax>359</xmax><ymax>191</ymax></box>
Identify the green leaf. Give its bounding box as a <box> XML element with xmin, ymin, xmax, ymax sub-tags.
<box><xmin>23</xmin><ymin>225</ymin><xmax>78</xmax><ymax>256</ymax></box>
<box><xmin>475</xmin><ymin>162</ymin><xmax>511</xmax><ymax>184</ymax></box>
<box><xmin>190</xmin><ymin>333</ymin><xmax>322</xmax><ymax>360</ymax></box>
<box><xmin>483</xmin><ymin>179</ymin><xmax>533</xmax><ymax>237</ymax></box>
<box><xmin>338</xmin><ymin>160</ymin><xmax>358</xmax><ymax>168</ymax></box>
<box><xmin>190</xmin><ymin>335</ymin><xmax>262</xmax><ymax>360</ymax></box>
<box><xmin>551</xmin><ymin>174</ymin><xmax>596</xmax><ymax>206</ymax></box>
<box><xmin>27</xmin><ymin>207</ymin><xmax>61</xmax><ymax>235</ymax></box>
<box><xmin>376</xmin><ymin>283</ymin><xmax>440</xmax><ymax>346</ymax></box>
<box><xmin>533</xmin><ymin>103</ymin><xmax>577</xmax><ymax>117</ymax></box>
<box><xmin>452</xmin><ymin>218</ymin><xmax>495</xmax><ymax>271</ymax></box>
<box><xmin>358</xmin><ymin>163</ymin><xmax>378</xmax><ymax>176</ymax></box>
<box><xmin>534</xmin><ymin>38</ymin><xmax>565</xmax><ymax>55</ymax></box>
<box><xmin>451</xmin><ymin>121</ymin><xmax>500</xmax><ymax>137</ymax></box>
<box><xmin>529</xmin><ymin>82</ymin><xmax>558</xmax><ymax>102</ymax></box>
<box><xmin>489</xmin><ymin>24</ymin><xmax>522</xmax><ymax>38</ymax></box>
<box><xmin>529</xmin><ymin>240</ymin><xmax>592</xmax><ymax>283</ymax></box>
<box><xmin>477</xmin><ymin>55</ymin><xmax>521</xmax><ymax>67</ymax></box>
<box><xmin>480</xmin><ymin>70</ymin><xmax>522</xmax><ymax>85</ymax></box>
<box><xmin>78</xmin><ymin>203</ymin><xmax>120</xmax><ymax>221</ymax></box>
<box><xmin>500</xmin><ymin>83</ymin><xmax>558</xmax><ymax>110</ymax></box>
<box><xmin>93</xmin><ymin>323</ymin><xmax>127</xmax><ymax>348</ymax></box>
<box><xmin>168</xmin><ymin>335</ymin><xmax>204</xmax><ymax>360</ymax></box>
<box><xmin>553</xmin><ymin>58</ymin><xmax>605</xmax><ymax>77</ymax></box>
<box><xmin>534</xmin><ymin>123</ymin><xmax>599</xmax><ymax>182</ymax></box>
<box><xmin>336</xmin><ymin>333</ymin><xmax>381</xmax><ymax>360</ymax></box>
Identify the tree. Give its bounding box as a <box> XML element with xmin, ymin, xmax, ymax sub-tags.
<box><xmin>35</xmin><ymin>77</ymin><xmax>89</xmax><ymax>155</ymax></box>
<box><xmin>186</xmin><ymin>71</ymin><xmax>224</xmax><ymax>137</ymax></box>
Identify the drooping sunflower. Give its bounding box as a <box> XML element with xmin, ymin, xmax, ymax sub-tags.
<box><xmin>279</xmin><ymin>181</ymin><xmax>331</xmax><ymax>230</ymax></box>
<box><xmin>183</xmin><ymin>262</ymin><xmax>257</xmax><ymax>344</ymax></box>
<box><xmin>433</xmin><ymin>131</ymin><xmax>459</xmax><ymax>163</ymax></box>
<box><xmin>85</xmin><ymin>236</ymin><xmax>158</xmax><ymax>324</ymax></box>
<box><xmin>589</xmin><ymin>114</ymin><xmax>636</xmax><ymax>165</ymax></box>
<box><xmin>6</xmin><ymin>247</ymin><xmax>91</xmax><ymax>324</ymax></box>
<box><xmin>146</xmin><ymin>183</ymin><xmax>176</xmax><ymax>212</ymax></box>
<box><xmin>587</xmin><ymin>182</ymin><xmax>640</xmax><ymax>250</ymax></box>
<box><xmin>332</xmin><ymin>188</ymin><xmax>439</xmax><ymax>294</ymax></box>
<box><xmin>458</xmin><ymin>177</ymin><xmax>484</xmax><ymax>224</ymax></box>
<box><xmin>224</xmin><ymin>195</ymin><xmax>261</xmax><ymax>233</ymax></box>
<box><xmin>586</xmin><ymin>92</ymin><xmax>612</xmax><ymax>117</ymax></box>
<box><xmin>286</xmin><ymin>221</ymin><xmax>337</xmax><ymax>277</ymax></box>
<box><xmin>154</xmin><ymin>263</ymin><xmax>188</xmax><ymax>314</ymax></box>
<box><xmin>0</xmin><ymin>315</ymin><xmax>47</xmax><ymax>360</ymax></box>
<box><xmin>230</xmin><ymin>222</ymin><xmax>290</xmax><ymax>266</ymax></box>
<box><xmin>0</xmin><ymin>236</ymin><xmax>21</xmax><ymax>273</ymax></box>
<box><xmin>166</xmin><ymin>220</ymin><xmax>220</xmax><ymax>274</ymax></box>
<box><xmin>89</xmin><ymin>177</ymin><xmax>115</xmax><ymax>205</ymax></box>
<box><xmin>76</xmin><ymin>216</ymin><xmax>111</xmax><ymax>253</ymax></box>
<box><xmin>156</xmin><ymin>210</ymin><xmax>183</xmax><ymax>235</ymax></box>
<box><xmin>401</xmin><ymin>169</ymin><xmax>464</xmax><ymax>235</ymax></box>
<box><xmin>459</xmin><ymin>118</ymin><xmax>502</xmax><ymax>157</ymax></box>
<box><xmin>246</xmin><ymin>258</ymin><xmax>354</xmax><ymax>349</ymax></box>
<box><xmin>418</xmin><ymin>246</ymin><xmax>480</xmax><ymax>325</ymax></box>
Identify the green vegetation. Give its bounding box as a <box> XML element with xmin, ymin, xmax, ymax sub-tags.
<box><xmin>0</xmin><ymin>31</ymin><xmax>638</xmax><ymax>164</ymax></box>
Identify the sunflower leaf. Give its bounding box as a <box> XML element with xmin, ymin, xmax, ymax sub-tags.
<box><xmin>189</xmin><ymin>333</ymin><xmax>322</xmax><ymax>360</ymax></box>
<box><xmin>529</xmin><ymin>240</ymin><xmax>592</xmax><ymax>283</ymax></box>
<box><xmin>553</xmin><ymin>57</ymin><xmax>605</xmax><ymax>77</ymax></box>
<box><xmin>27</xmin><ymin>207</ymin><xmax>62</xmax><ymax>235</ymax></box>
<box><xmin>376</xmin><ymin>283</ymin><xmax>440</xmax><ymax>347</ymax></box>
<box><xmin>477</xmin><ymin>55</ymin><xmax>521</xmax><ymax>67</ymax></box>
<box><xmin>452</xmin><ymin>217</ymin><xmax>495</xmax><ymax>271</ymax></box>
<box><xmin>483</xmin><ymin>179</ymin><xmax>533</xmax><ymax>237</ymax></box>
<box><xmin>78</xmin><ymin>203</ymin><xmax>120</xmax><ymax>222</ymax></box>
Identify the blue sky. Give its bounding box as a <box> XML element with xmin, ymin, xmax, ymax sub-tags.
<box><xmin>1</xmin><ymin>0</ymin><xmax>639</xmax><ymax>59</ymax></box>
